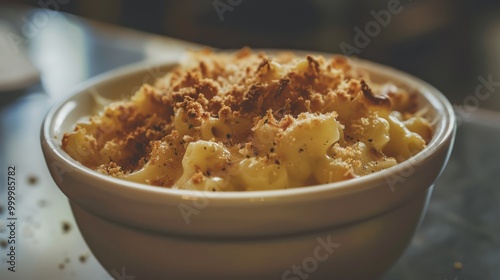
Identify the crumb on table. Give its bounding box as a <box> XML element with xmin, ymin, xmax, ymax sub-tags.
<box><xmin>38</xmin><ymin>200</ymin><xmax>48</xmax><ymax>208</ymax></box>
<box><xmin>453</xmin><ymin>261</ymin><xmax>463</xmax><ymax>270</ymax></box>
<box><xmin>79</xmin><ymin>253</ymin><xmax>89</xmax><ymax>263</ymax></box>
<box><xmin>28</xmin><ymin>175</ymin><xmax>39</xmax><ymax>185</ymax></box>
<box><xmin>62</xmin><ymin>221</ymin><xmax>71</xmax><ymax>234</ymax></box>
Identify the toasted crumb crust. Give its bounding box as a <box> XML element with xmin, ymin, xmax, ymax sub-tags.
<box><xmin>62</xmin><ymin>48</ymin><xmax>431</xmax><ymax>189</ymax></box>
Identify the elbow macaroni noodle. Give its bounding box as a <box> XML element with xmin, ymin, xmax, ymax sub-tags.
<box><xmin>62</xmin><ymin>48</ymin><xmax>432</xmax><ymax>191</ymax></box>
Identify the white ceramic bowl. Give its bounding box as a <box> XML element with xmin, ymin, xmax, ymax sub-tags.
<box><xmin>41</xmin><ymin>54</ymin><xmax>455</xmax><ymax>280</ymax></box>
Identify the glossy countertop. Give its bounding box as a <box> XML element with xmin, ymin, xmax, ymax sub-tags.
<box><xmin>0</xmin><ymin>6</ymin><xmax>499</xmax><ymax>280</ymax></box>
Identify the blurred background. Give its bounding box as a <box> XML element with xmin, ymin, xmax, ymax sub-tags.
<box><xmin>3</xmin><ymin>0</ymin><xmax>500</xmax><ymax>109</ymax></box>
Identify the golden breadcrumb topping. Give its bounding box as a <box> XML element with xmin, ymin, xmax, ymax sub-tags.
<box><xmin>62</xmin><ymin>48</ymin><xmax>432</xmax><ymax>191</ymax></box>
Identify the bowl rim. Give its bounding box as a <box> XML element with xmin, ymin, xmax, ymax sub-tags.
<box><xmin>41</xmin><ymin>50</ymin><xmax>456</xmax><ymax>204</ymax></box>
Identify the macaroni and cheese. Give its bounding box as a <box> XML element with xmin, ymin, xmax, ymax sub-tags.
<box><xmin>62</xmin><ymin>48</ymin><xmax>432</xmax><ymax>191</ymax></box>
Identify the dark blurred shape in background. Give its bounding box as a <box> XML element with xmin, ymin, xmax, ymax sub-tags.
<box><xmin>4</xmin><ymin>0</ymin><xmax>500</xmax><ymax>109</ymax></box>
